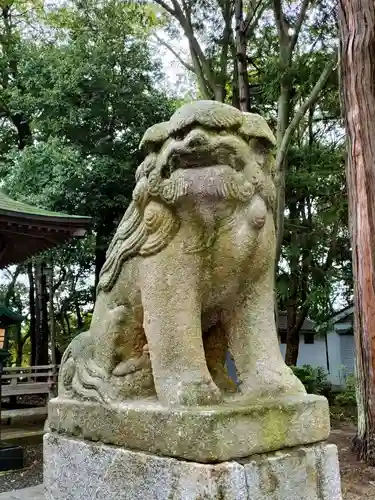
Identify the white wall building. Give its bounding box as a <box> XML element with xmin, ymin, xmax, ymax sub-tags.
<box><xmin>278</xmin><ymin>307</ymin><xmax>355</xmax><ymax>388</ymax></box>
<box><xmin>226</xmin><ymin>307</ymin><xmax>355</xmax><ymax>388</ymax></box>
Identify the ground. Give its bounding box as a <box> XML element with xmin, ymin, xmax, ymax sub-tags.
<box><xmin>0</xmin><ymin>443</ymin><xmax>42</xmax><ymax>493</ymax></box>
<box><xmin>328</xmin><ymin>421</ymin><xmax>375</xmax><ymax>499</ymax></box>
<box><xmin>0</xmin><ymin>420</ymin><xmax>374</xmax><ymax>498</ymax></box>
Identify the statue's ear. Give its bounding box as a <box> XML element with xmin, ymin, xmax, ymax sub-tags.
<box><xmin>98</xmin><ymin>200</ymin><xmax>180</xmax><ymax>293</ymax></box>
<box><xmin>140</xmin><ymin>201</ymin><xmax>180</xmax><ymax>256</ymax></box>
<box><xmin>239</xmin><ymin>113</ymin><xmax>276</xmax><ymax>148</ymax></box>
<box><xmin>98</xmin><ymin>202</ymin><xmax>148</xmax><ymax>293</ymax></box>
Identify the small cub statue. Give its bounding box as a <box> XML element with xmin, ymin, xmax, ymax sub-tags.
<box><xmin>59</xmin><ymin>100</ymin><xmax>305</xmax><ymax>407</ymax></box>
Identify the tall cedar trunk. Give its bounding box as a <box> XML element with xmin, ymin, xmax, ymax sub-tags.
<box><xmin>338</xmin><ymin>1</ymin><xmax>375</xmax><ymax>463</ymax></box>
<box><xmin>41</xmin><ymin>264</ymin><xmax>49</xmax><ymax>362</ymax></box>
<box><xmin>284</xmin><ymin>198</ymin><xmax>298</xmax><ymax>365</ymax></box>
<box><xmin>231</xmin><ymin>44</ymin><xmax>240</xmax><ymax>109</ymax></box>
<box><xmin>48</xmin><ymin>260</ymin><xmax>57</xmax><ymax>378</ymax></box>
<box><xmin>34</xmin><ymin>262</ymin><xmax>49</xmax><ymax>366</ymax></box>
<box><xmin>274</xmin><ymin>39</ymin><xmax>292</xmax><ymax>354</ymax></box>
<box><xmin>27</xmin><ymin>262</ymin><xmax>37</xmax><ymax>366</ymax></box>
<box><xmin>235</xmin><ymin>0</ymin><xmax>250</xmax><ymax>112</ymax></box>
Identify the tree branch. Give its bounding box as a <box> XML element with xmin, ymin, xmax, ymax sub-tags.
<box><xmin>217</xmin><ymin>0</ymin><xmax>233</xmax><ymax>101</ymax></box>
<box><xmin>175</xmin><ymin>0</ymin><xmax>218</xmax><ymax>96</ymax></box>
<box><xmin>4</xmin><ymin>264</ymin><xmax>22</xmax><ymax>307</ymax></box>
<box><xmin>290</xmin><ymin>0</ymin><xmax>310</xmax><ymax>53</ymax></box>
<box><xmin>276</xmin><ymin>52</ymin><xmax>337</xmax><ymax>170</ymax></box>
<box><xmin>323</xmin><ymin>219</ymin><xmax>340</xmax><ymax>272</ymax></box>
<box><xmin>21</xmin><ymin>330</ymin><xmax>31</xmax><ymax>348</ymax></box>
<box><xmin>159</xmin><ymin>0</ymin><xmax>218</xmax><ymax>98</ymax></box>
<box><xmin>53</xmin><ymin>268</ymin><xmax>67</xmax><ymax>293</ymax></box>
<box><xmin>153</xmin><ymin>34</ymin><xmax>194</xmax><ymax>72</ymax></box>
<box><xmin>272</xmin><ymin>0</ymin><xmax>287</xmax><ymax>38</ymax></box>
<box><xmin>244</xmin><ymin>0</ymin><xmax>266</xmax><ymax>39</ymax></box>
<box><xmin>189</xmin><ymin>42</ymin><xmax>213</xmax><ymax>98</ymax></box>
<box><xmin>186</xmin><ymin>29</ymin><xmax>217</xmax><ymax>96</ymax></box>
<box><xmin>154</xmin><ymin>0</ymin><xmax>176</xmax><ymax>16</ymax></box>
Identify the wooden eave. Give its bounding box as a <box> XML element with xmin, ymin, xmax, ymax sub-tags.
<box><xmin>0</xmin><ymin>193</ymin><xmax>92</xmax><ymax>267</ymax></box>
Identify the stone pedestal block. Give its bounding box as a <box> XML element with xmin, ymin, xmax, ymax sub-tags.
<box><xmin>47</xmin><ymin>394</ymin><xmax>330</xmax><ymax>462</ymax></box>
<box><xmin>44</xmin><ymin>433</ymin><xmax>342</xmax><ymax>500</ymax></box>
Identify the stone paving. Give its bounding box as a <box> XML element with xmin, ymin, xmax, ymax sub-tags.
<box><xmin>0</xmin><ymin>485</ymin><xmax>43</xmax><ymax>500</ymax></box>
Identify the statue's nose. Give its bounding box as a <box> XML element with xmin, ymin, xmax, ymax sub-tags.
<box><xmin>184</xmin><ymin>129</ymin><xmax>208</xmax><ymax>148</ymax></box>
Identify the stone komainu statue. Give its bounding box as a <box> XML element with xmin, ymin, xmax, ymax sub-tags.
<box><xmin>59</xmin><ymin>100</ymin><xmax>305</xmax><ymax>407</ymax></box>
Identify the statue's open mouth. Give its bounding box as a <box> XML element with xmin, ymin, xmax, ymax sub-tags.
<box><xmin>158</xmin><ymin>128</ymin><xmax>248</xmax><ymax>179</ymax></box>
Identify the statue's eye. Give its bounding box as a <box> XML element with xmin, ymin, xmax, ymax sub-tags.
<box><xmin>171</xmin><ymin>125</ymin><xmax>193</xmax><ymax>142</ymax></box>
<box><xmin>161</xmin><ymin>163</ymin><xmax>171</xmax><ymax>179</ymax></box>
<box><xmin>254</xmin><ymin>138</ymin><xmax>271</xmax><ymax>155</ymax></box>
<box><xmin>173</xmin><ymin>132</ymin><xmax>185</xmax><ymax>141</ymax></box>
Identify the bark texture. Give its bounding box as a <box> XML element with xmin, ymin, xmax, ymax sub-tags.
<box><xmin>34</xmin><ymin>261</ymin><xmax>49</xmax><ymax>366</ymax></box>
<box><xmin>28</xmin><ymin>262</ymin><xmax>37</xmax><ymax>366</ymax></box>
<box><xmin>235</xmin><ymin>0</ymin><xmax>250</xmax><ymax>111</ymax></box>
<box><xmin>338</xmin><ymin>0</ymin><xmax>375</xmax><ymax>463</ymax></box>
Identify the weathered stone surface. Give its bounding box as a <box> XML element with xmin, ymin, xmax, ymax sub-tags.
<box><xmin>48</xmin><ymin>394</ymin><xmax>330</xmax><ymax>462</ymax></box>
<box><xmin>44</xmin><ymin>433</ymin><xmax>342</xmax><ymax>500</ymax></box>
<box><xmin>58</xmin><ymin>100</ymin><xmax>307</xmax><ymax>409</ymax></box>
<box><xmin>0</xmin><ymin>485</ymin><xmax>44</xmax><ymax>500</ymax></box>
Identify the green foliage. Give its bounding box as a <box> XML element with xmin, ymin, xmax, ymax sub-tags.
<box><xmin>291</xmin><ymin>364</ymin><xmax>332</xmax><ymax>398</ymax></box>
<box><xmin>277</xmin><ymin>140</ymin><xmax>351</xmax><ymax>327</ymax></box>
<box><xmin>334</xmin><ymin>375</ymin><xmax>357</xmax><ymax>407</ymax></box>
<box><xmin>2</xmin><ymin>0</ymin><xmax>176</xmax><ymax>227</ymax></box>
<box><xmin>0</xmin><ymin>0</ymin><xmax>176</xmax><ymax>361</ymax></box>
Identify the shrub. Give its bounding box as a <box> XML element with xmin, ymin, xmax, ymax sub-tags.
<box><xmin>291</xmin><ymin>364</ymin><xmax>332</xmax><ymax>399</ymax></box>
<box><xmin>334</xmin><ymin>375</ymin><xmax>357</xmax><ymax>407</ymax></box>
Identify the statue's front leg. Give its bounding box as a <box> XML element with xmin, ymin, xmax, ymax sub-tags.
<box><xmin>224</xmin><ymin>269</ymin><xmax>305</xmax><ymax>400</ymax></box>
<box><xmin>140</xmin><ymin>248</ymin><xmax>222</xmax><ymax>407</ymax></box>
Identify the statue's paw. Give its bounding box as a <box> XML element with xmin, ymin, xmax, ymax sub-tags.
<box><xmin>169</xmin><ymin>377</ymin><xmax>223</xmax><ymax>407</ymax></box>
<box><xmin>238</xmin><ymin>366</ymin><xmax>306</xmax><ymax>401</ymax></box>
<box><xmin>112</xmin><ymin>354</ymin><xmax>150</xmax><ymax>376</ymax></box>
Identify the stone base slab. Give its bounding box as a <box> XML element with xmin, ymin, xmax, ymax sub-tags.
<box><xmin>44</xmin><ymin>433</ymin><xmax>342</xmax><ymax>500</ymax></box>
<box><xmin>47</xmin><ymin>394</ymin><xmax>330</xmax><ymax>462</ymax></box>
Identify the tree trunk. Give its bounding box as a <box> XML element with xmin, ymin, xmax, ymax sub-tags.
<box><xmin>94</xmin><ymin>231</ymin><xmax>108</xmax><ymax>292</ymax></box>
<box><xmin>11</xmin><ymin>112</ymin><xmax>32</xmax><ymax>150</ymax></box>
<box><xmin>55</xmin><ymin>347</ymin><xmax>62</xmax><ymax>365</ymax></box>
<box><xmin>47</xmin><ymin>258</ymin><xmax>57</xmax><ymax>394</ymax></box>
<box><xmin>57</xmin><ymin>313</ymin><xmax>67</xmax><ymax>337</ymax></box>
<box><xmin>34</xmin><ymin>261</ymin><xmax>49</xmax><ymax>366</ymax></box>
<box><xmin>235</xmin><ymin>0</ymin><xmax>250</xmax><ymax>112</ymax></box>
<box><xmin>231</xmin><ymin>43</ymin><xmax>240</xmax><ymax>109</ymax></box>
<box><xmin>94</xmin><ymin>218</ymin><xmax>115</xmax><ymax>293</ymax></box>
<box><xmin>27</xmin><ymin>262</ymin><xmax>37</xmax><ymax>366</ymax></box>
<box><xmin>284</xmin><ymin>199</ymin><xmax>299</xmax><ymax>364</ymax></box>
<box><xmin>284</xmin><ymin>328</ymin><xmax>299</xmax><ymax>366</ymax></box>
<box><xmin>338</xmin><ymin>0</ymin><xmax>375</xmax><ymax>464</ymax></box>
<box><xmin>41</xmin><ymin>263</ymin><xmax>50</xmax><ymax>362</ymax></box>
<box><xmin>64</xmin><ymin>311</ymin><xmax>72</xmax><ymax>337</ymax></box>
<box><xmin>75</xmin><ymin>301</ymin><xmax>83</xmax><ymax>329</ymax></box>
<box><xmin>15</xmin><ymin>323</ymin><xmax>23</xmax><ymax>366</ymax></box>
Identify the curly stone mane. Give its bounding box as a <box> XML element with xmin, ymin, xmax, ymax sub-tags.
<box><xmin>98</xmin><ymin>101</ymin><xmax>276</xmax><ymax>293</ymax></box>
